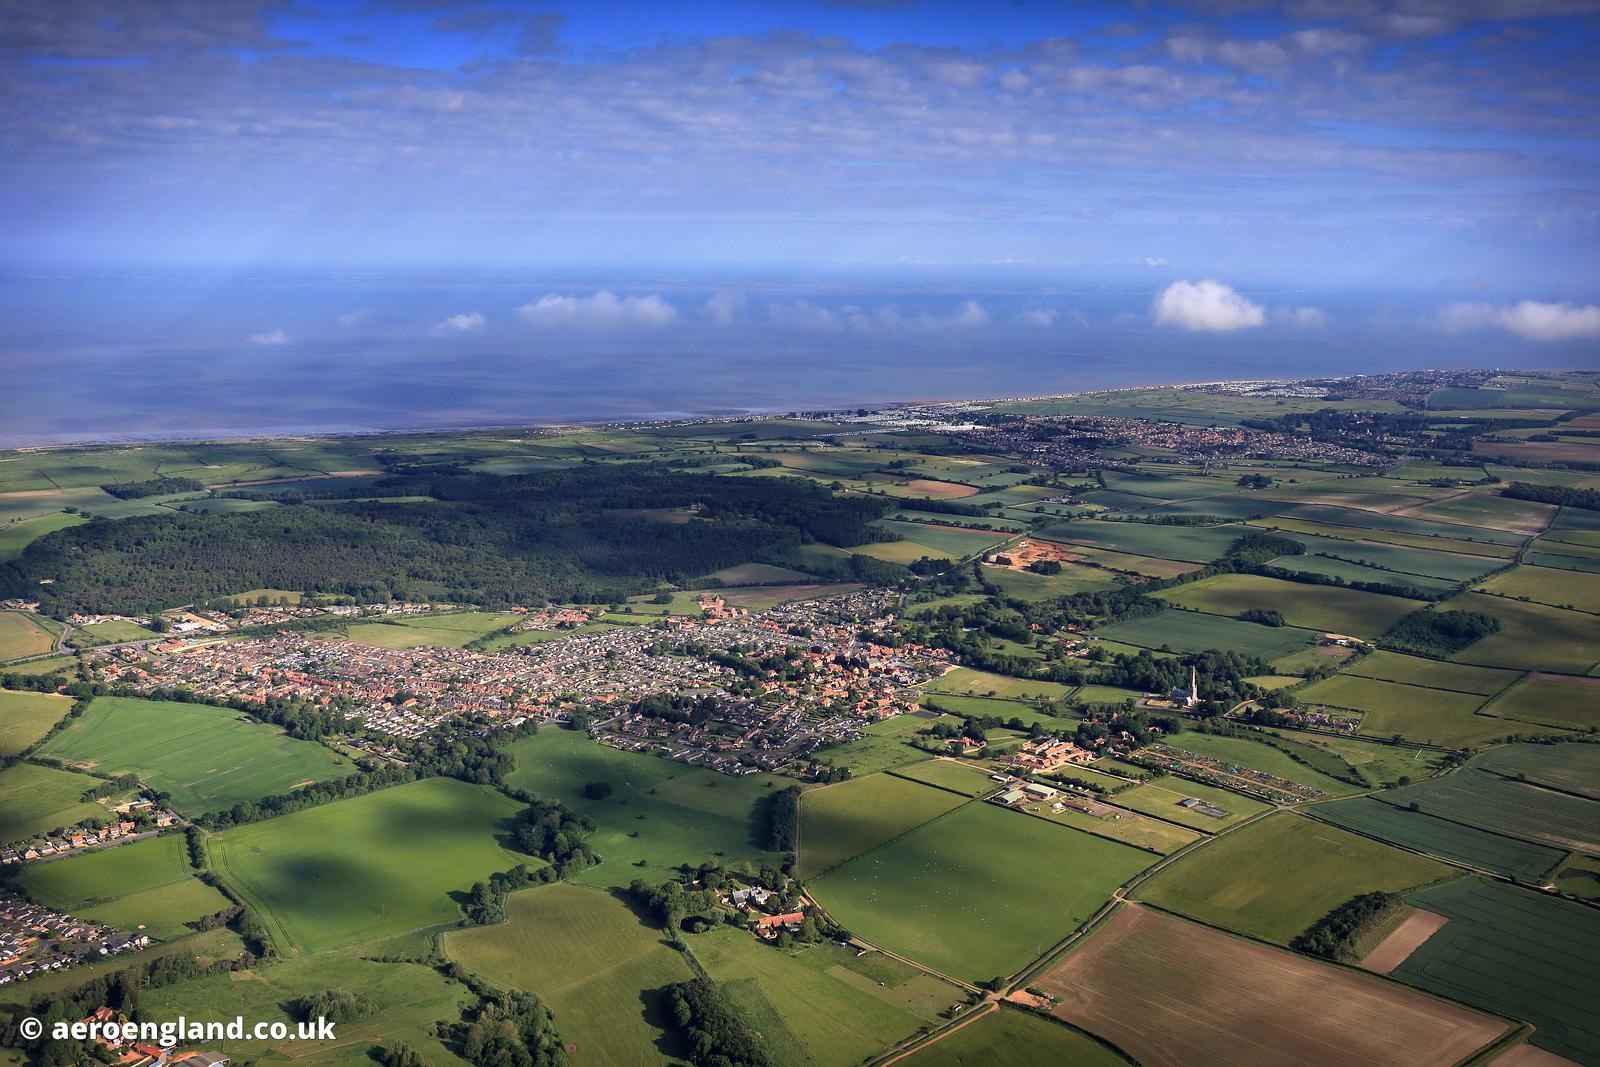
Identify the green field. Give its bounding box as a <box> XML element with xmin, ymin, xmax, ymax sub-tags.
<box><xmin>1279</xmin><ymin>504</ymin><xmax>1528</xmax><ymax>547</ymax></box>
<box><xmin>16</xmin><ymin>834</ymin><xmax>231</xmax><ymax>939</ymax></box>
<box><xmin>1393</xmin><ymin>878</ymin><xmax>1600</xmax><ymax>1064</ymax></box>
<box><xmin>1155</xmin><ymin>574</ymin><xmax>1419</xmax><ymax>638</ymax></box>
<box><xmin>812</xmin><ymin>803</ymin><xmax>1154</xmax><ymax>982</ymax></box>
<box><xmin>924</xmin><ymin>668</ymin><xmax>1072</xmax><ymax>700</ymax></box>
<box><xmin>1480</xmin><ymin>673</ymin><xmax>1600</xmax><ymax>730</ymax></box>
<box><xmin>208</xmin><ymin>777</ymin><xmax>532</xmax><ymax>953</ymax></box>
<box><xmin>811</xmin><ymin>713</ymin><xmax>942</xmax><ymax>776</ymax></box>
<box><xmin>1381</xmin><ymin>767</ymin><xmax>1600</xmax><ymax>854</ymax></box>
<box><xmin>0</xmin><ymin>761</ymin><xmax>116</xmax><ymax>843</ymax></box>
<box><xmin>504</xmin><ymin>729</ymin><xmax>788</xmax><ymax>887</ymax></box>
<box><xmin>0</xmin><ymin>653</ymin><xmax>79</xmax><ymax>677</ymax></box>
<box><xmin>38</xmin><ymin>696</ymin><xmax>354</xmax><ymax>815</ymax></box>
<box><xmin>0</xmin><ymin>513</ymin><xmax>87</xmax><ymax>562</ymax></box>
<box><xmin>340</xmin><ymin>610</ymin><xmax>522</xmax><ymax>648</ymax></box>
<box><xmin>0</xmin><ymin>689</ymin><xmax>72</xmax><ymax>755</ymax></box>
<box><xmin>1038</xmin><ymin>521</ymin><xmax>1244</xmax><ymax>563</ymax></box>
<box><xmin>890</xmin><ymin>759</ymin><xmax>999</xmax><ymax>797</ymax></box>
<box><xmin>1294</xmin><ymin>674</ymin><xmax>1511</xmax><ymax>747</ymax></box>
<box><xmin>800</xmin><ymin>773</ymin><xmax>967</xmax><ymax>877</ymax></box>
<box><xmin>1476</xmin><ymin>563</ymin><xmax>1600</xmax><ymax>611</ymax></box>
<box><xmin>446</xmin><ymin>883</ymin><xmax>694</xmax><ymax>1066</ymax></box>
<box><xmin>1109</xmin><ymin>777</ymin><xmax>1270</xmax><ymax>830</ymax></box>
<box><xmin>981</xmin><ymin>563</ymin><xmax>1119</xmax><ymax>599</ymax></box>
<box><xmin>1309</xmin><ymin>797</ymin><xmax>1564</xmax><ymax>882</ymax></box>
<box><xmin>1015</xmin><ymin>796</ymin><xmax>1201</xmax><ymax>855</ymax></box>
<box><xmin>902</xmin><ymin>1007</ymin><xmax>1128</xmax><ymax>1067</ymax></box>
<box><xmin>1136</xmin><ymin>813</ymin><xmax>1452</xmax><ymax>944</ymax></box>
<box><xmin>689</xmin><ymin>927</ymin><xmax>961</xmax><ymax>1067</ymax></box>
<box><xmin>1264</xmin><ymin>553</ymin><xmax>1460</xmax><ymax>597</ymax></box>
<box><xmin>1157</xmin><ymin>731</ymin><xmax>1362</xmax><ymax>796</ymax></box>
<box><xmin>1342</xmin><ymin>650</ymin><xmax>1519</xmax><ymax>695</ymax></box>
<box><xmin>1261</xmin><ymin>729</ymin><xmax>1442</xmax><ymax>789</ymax></box>
<box><xmin>0</xmin><ymin>611</ymin><xmax>56</xmax><ymax>660</ymax></box>
<box><xmin>1443</xmin><ymin>593</ymin><xmax>1600</xmax><ymax>674</ymax></box>
<box><xmin>1092</xmin><ymin>610</ymin><xmax>1317</xmax><ymax>659</ymax></box>
<box><xmin>1471</xmin><ymin>742</ymin><xmax>1600</xmax><ymax>800</ymax></box>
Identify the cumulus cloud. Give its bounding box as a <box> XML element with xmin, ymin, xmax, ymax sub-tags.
<box><xmin>1438</xmin><ymin>300</ymin><xmax>1600</xmax><ymax>342</ymax></box>
<box><xmin>1143</xmin><ymin>257</ymin><xmax>1170</xmax><ymax>267</ymax></box>
<box><xmin>1153</xmin><ymin>280</ymin><xmax>1266</xmax><ymax>332</ymax></box>
<box><xmin>1016</xmin><ymin>309</ymin><xmax>1058</xmax><ymax>327</ymax></box>
<box><xmin>950</xmin><ymin>299</ymin><xmax>989</xmax><ymax>327</ymax></box>
<box><xmin>432</xmin><ymin>311</ymin><xmax>486</xmax><ymax>334</ymax></box>
<box><xmin>702</xmin><ymin>291</ymin><xmax>745</xmax><ymax>326</ymax></box>
<box><xmin>1273</xmin><ymin>306</ymin><xmax>1329</xmax><ymax>328</ymax></box>
<box><xmin>766</xmin><ymin>298</ymin><xmax>990</xmax><ymax>331</ymax></box>
<box><xmin>517</xmin><ymin>290</ymin><xmax>677</xmax><ymax>328</ymax></box>
<box><xmin>766</xmin><ymin>300</ymin><xmax>839</xmax><ymax>330</ymax></box>
<box><xmin>248</xmin><ymin>328</ymin><xmax>291</xmax><ymax>346</ymax></box>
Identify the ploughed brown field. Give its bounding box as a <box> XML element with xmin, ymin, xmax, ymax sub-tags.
<box><xmin>1359</xmin><ymin>909</ymin><xmax>1449</xmax><ymax>975</ymax></box>
<box><xmin>1036</xmin><ymin>904</ymin><xmax>1508</xmax><ymax>1067</ymax></box>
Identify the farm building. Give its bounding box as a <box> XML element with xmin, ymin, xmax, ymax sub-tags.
<box><xmin>1014</xmin><ymin>737</ymin><xmax>1092</xmax><ymax>771</ymax></box>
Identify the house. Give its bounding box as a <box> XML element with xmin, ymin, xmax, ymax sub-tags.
<box><xmin>755</xmin><ymin>911</ymin><xmax>805</xmax><ymax>931</ymax></box>
<box><xmin>1013</xmin><ymin>737</ymin><xmax>1091</xmax><ymax>771</ymax></box>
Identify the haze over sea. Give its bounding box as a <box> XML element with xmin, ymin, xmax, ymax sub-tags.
<box><xmin>5</xmin><ymin>272</ymin><xmax>1594</xmax><ymax>448</ymax></box>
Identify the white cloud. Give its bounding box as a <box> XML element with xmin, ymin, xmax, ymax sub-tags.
<box><xmin>1274</xmin><ymin>306</ymin><xmax>1329</xmax><ymax>328</ymax></box>
<box><xmin>248</xmin><ymin>328</ymin><xmax>291</xmax><ymax>346</ymax></box>
<box><xmin>433</xmin><ymin>311</ymin><xmax>486</xmax><ymax>334</ymax></box>
<box><xmin>1143</xmin><ymin>257</ymin><xmax>1170</xmax><ymax>267</ymax></box>
<box><xmin>1016</xmin><ymin>308</ymin><xmax>1058</xmax><ymax>327</ymax></box>
<box><xmin>702</xmin><ymin>291</ymin><xmax>745</xmax><ymax>326</ymax></box>
<box><xmin>950</xmin><ymin>299</ymin><xmax>989</xmax><ymax>327</ymax></box>
<box><xmin>1153</xmin><ymin>280</ymin><xmax>1266</xmax><ymax>332</ymax></box>
<box><xmin>1438</xmin><ymin>300</ymin><xmax>1600</xmax><ymax>342</ymax></box>
<box><xmin>766</xmin><ymin>300</ymin><xmax>839</xmax><ymax>330</ymax></box>
<box><xmin>767</xmin><ymin>298</ymin><xmax>990</xmax><ymax>331</ymax></box>
<box><xmin>517</xmin><ymin>290</ymin><xmax>677</xmax><ymax>327</ymax></box>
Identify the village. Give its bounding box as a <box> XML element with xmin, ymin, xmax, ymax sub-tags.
<box><xmin>0</xmin><ymin>897</ymin><xmax>150</xmax><ymax>986</ymax></box>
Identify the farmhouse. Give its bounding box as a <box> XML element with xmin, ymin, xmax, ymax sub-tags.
<box><xmin>1014</xmin><ymin>737</ymin><xmax>1092</xmax><ymax>771</ymax></box>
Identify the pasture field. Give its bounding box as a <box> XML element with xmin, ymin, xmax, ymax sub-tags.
<box><xmin>1262</xmin><ymin>729</ymin><xmax>1443</xmax><ymax>789</ymax></box>
<box><xmin>716</xmin><ymin>582</ymin><xmax>862</xmax><ymax>610</ymax></box>
<box><xmin>208</xmin><ymin>777</ymin><xmax>531</xmax><ymax>953</ymax></box>
<box><xmin>903</xmin><ymin>1007</ymin><xmax>1129</xmax><ymax>1067</ymax></box>
<box><xmin>1016</xmin><ymin>797</ymin><xmax>1201</xmax><ymax>855</ymax></box>
<box><xmin>1475</xmin><ymin>563</ymin><xmax>1600</xmax><ymax>611</ymax></box>
<box><xmin>1157</xmin><ymin>731</ymin><xmax>1363</xmax><ymax>796</ymax></box>
<box><xmin>1551</xmin><ymin>854</ymin><xmax>1600</xmax><ymax>900</ymax></box>
<box><xmin>921</xmin><ymin>694</ymin><xmax>1064</xmax><ymax>726</ymax></box>
<box><xmin>1071</xmin><ymin>684</ymin><xmax>1148</xmax><ymax>705</ymax></box>
<box><xmin>74</xmin><ymin>619</ymin><xmax>161</xmax><ymax>644</ymax></box>
<box><xmin>924</xmin><ymin>667</ymin><xmax>1072</xmax><ymax>700</ymax></box>
<box><xmin>1343</xmin><ymin>650</ymin><xmax>1520</xmax><ymax>695</ymax></box>
<box><xmin>1091</xmin><ymin>610</ymin><xmax>1316</xmax><ymax>659</ymax></box>
<box><xmin>811</xmin><ymin>803</ymin><xmax>1154</xmax><ymax>983</ymax></box>
<box><xmin>1399</xmin><ymin>492</ymin><xmax>1556</xmax><ymax>535</ymax></box>
<box><xmin>0</xmin><ymin>486</ymin><xmax>117</xmax><ymax>523</ymax></box>
<box><xmin>219</xmin><ymin>587</ymin><xmax>304</xmax><ymax>605</ymax></box>
<box><xmin>0</xmin><ymin>761</ymin><xmax>118</xmax><ymax>843</ymax></box>
<box><xmin>1136</xmin><ymin>813</ymin><xmax>1452</xmax><ymax>944</ymax></box>
<box><xmin>701</xmin><ymin>562</ymin><xmax>813</xmax><ymax>584</ymax></box>
<box><xmin>1038</xmin><ymin>904</ymin><xmax>1506</xmax><ymax>1067</ymax></box>
<box><xmin>1110</xmin><ymin>778</ymin><xmax>1270</xmax><ymax>830</ymax></box>
<box><xmin>16</xmin><ymin>834</ymin><xmax>231</xmax><ymax>939</ymax></box>
<box><xmin>1394</xmin><ymin>878</ymin><xmax>1600</xmax><ymax>1064</ymax></box>
<box><xmin>1472</xmin><ymin>742</ymin><xmax>1600</xmax><ymax>800</ymax></box>
<box><xmin>339</xmin><ymin>610</ymin><xmax>522</xmax><ymax>648</ymax></box>
<box><xmin>690</xmin><ymin>927</ymin><xmax>960</xmax><ymax>1067</ymax></box>
<box><xmin>1293</xmin><ymin>674</ymin><xmax>1512</xmax><ymax>747</ymax></box>
<box><xmin>1481</xmin><ymin>673</ymin><xmax>1600</xmax><ymax>730</ymax></box>
<box><xmin>1058</xmin><ymin>545</ymin><xmax>1205</xmax><ymax>578</ymax></box>
<box><xmin>1133</xmin><ymin>495</ymin><xmax>1300</xmax><ymax>521</ymax></box>
<box><xmin>890</xmin><ymin>758</ymin><xmax>998</xmax><ymax>797</ymax></box>
<box><xmin>0</xmin><ymin>611</ymin><xmax>56</xmax><ymax>660</ymax></box>
<box><xmin>1280</xmin><ymin>504</ymin><xmax>1527</xmax><ymax>547</ymax></box>
<box><xmin>1154</xmin><ymin>574</ymin><xmax>1418</xmax><ymax>638</ymax></box>
<box><xmin>0</xmin><ymin>689</ymin><xmax>72</xmax><ymax>755</ymax></box>
<box><xmin>799</xmin><ymin>773</ymin><xmax>967</xmax><ymax>877</ymax></box>
<box><xmin>1276</xmin><ymin>532</ymin><xmax>1506</xmax><ymax>583</ymax></box>
<box><xmin>811</xmin><ymin>713</ymin><xmax>941</xmax><ymax>776</ymax></box>
<box><xmin>1037</xmin><ymin>521</ymin><xmax>1244</xmax><ymax>563</ymax></box>
<box><xmin>0</xmin><ymin>512</ymin><xmax>87</xmax><ymax>562</ymax></box>
<box><xmin>1255</xmin><ymin>517</ymin><xmax>1522</xmax><ymax>561</ymax></box>
<box><xmin>1309</xmin><ymin>797</ymin><xmax>1564</xmax><ymax>882</ymax></box>
<box><xmin>874</xmin><ymin>520</ymin><xmax>1011</xmax><ymax>557</ymax></box>
<box><xmin>139</xmin><ymin>945</ymin><xmax>476</xmax><ymax>1067</ymax></box>
<box><xmin>1381</xmin><ymin>768</ymin><xmax>1600</xmax><ymax>854</ymax></box>
<box><xmin>504</xmin><ymin>729</ymin><xmax>787</xmax><ymax>886</ymax></box>
<box><xmin>1104</xmin><ymin>472</ymin><xmax>1231</xmax><ymax>499</ymax></box>
<box><xmin>447</xmin><ymin>884</ymin><xmax>694</xmax><ymax>1066</ymax></box>
<box><xmin>2</xmin><ymin>653</ymin><xmax>80</xmax><ymax>677</ymax></box>
<box><xmin>1528</xmin><ymin>545</ymin><xmax>1600</xmax><ymax>573</ymax></box>
<box><xmin>981</xmin><ymin>563</ymin><xmax>1118</xmax><ymax>599</ymax></box>
<box><xmin>38</xmin><ymin>696</ymin><xmax>354</xmax><ymax>815</ymax></box>
<box><xmin>1264</xmin><ymin>553</ymin><xmax>1458</xmax><ymax>597</ymax></box>
<box><xmin>1442</xmin><ymin>593</ymin><xmax>1600</xmax><ymax>674</ymax></box>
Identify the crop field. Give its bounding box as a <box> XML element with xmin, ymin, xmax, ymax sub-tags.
<box><xmin>1293</xmin><ymin>674</ymin><xmax>1512</xmax><ymax>747</ymax></box>
<box><xmin>339</xmin><ymin>610</ymin><xmax>522</xmax><ymax>648</ymax></box>
<box><xmin>1480</xmin><ymin>673</ymin><xmax>1600</xmax><ymax>730</ymax></box>
<box><xmin>1281</xmin><ymin>504</ymin><xmax>1528</xmax><ymax>546</ymax></box>
<box><xmin>1038</xmin><ymin>904</ymin><xmax>1503</xmax><ymax>1067</ymax></box>
<box><xmin>447</xmin><ymin>884</ymin><xmax>695</xmax><ymax>1066</ymax></box>
<box><xmin>981</xmin><ymin>563</ymin><xmax>1119</xmax><ymax>599</ymax></box>
<box><xmin>716</xmin><ymin>582</ymin><xmax>863</xmax><ymax>610</ymax></box>
<box><xmin>1037</xmin><ymin>521</ymin><xmax>1243</xmax><ymax>563</ymax></box>
<box><xmin>1158</xmin><ymin>731</ymin><xmax>1362</xmax><ymax>796</ymax></box>
<box><xmin>1476</xmin><ymin>564</ymin><xmax>1600</xmax><ymax>611</ymax></box>
<box><xmin>904</xmin><ymin>1007</ymin><xmax>1128</xmax><ymax>1067</ymax></box>
<box><xmin>0</xmin><ymin>761</ymin><xmax>117</xmax><ymax>843</ymax></box>
<box><xmin>1092</xmin><ymin>609</ymin><xmax>1317</xmax><ymax>659</ymax></box>
<box><xmin>1134</xmin><ymin>495</ymin><xmax>1302</xmax><ymax>521</ymax></box>
<box><xmin>890</xmin><ymin>758</ymin><xmax>998</xmax><ymax>797</ymax></box>
<box><xmin>1262</xmin><ymin>730</ymin><xmax>1441</xmax><ymax>789</ymax></box>
<box><xmin>1155</xmin><ymin>574</ymin><xmax>1418</xmax><ymax>638</ymax></box>
<box><xmin>875</xmin><ymin>520</ymin><xmax>1012</xmax><ymax>556</ymax></box>
<box><xmin>1278</xmin><ymin>532</ymin><xmax>1506</xmax><ymax>583</ymax></box>
<box><xmin>1399</xmin><ymin>493</ymin><xmax>1556</xmax><ymax>535</ymax></box>
<box><xmin>1442</xmin><ymin>593</ymin><xmax>1600</xmax><ymax>674</ymax></box>
<box><xmin>1394</xmin><ymin>878</ymin><xmax>1600</xmax><ymax>1064</ymax></box>
<box><xmin>701</xmin><ymin>562</ymin><xmax>814</xmax><ymax>584</ymax></box>
<box><xmin>1471</xmin><ymin>742</ymin><xmax>1600</xmax><ymax>800</ymax></box>
<box><xmin>1343</xmin><ymin>650</ymin><xmax>1519</xmax><ymax>695</ymax></box>
<box><xmin>17</xmin><ymin>834</ymin><xmax>231</xmax><ymax>939</ymax></box>
<box><xmin>925</xmin><ymin>667</ymin><xmax>1072</xmax><ymax>700</ymax></box>
<box><xmin>38</xmin><ymin>696</ymin><xmax>354</xmax><ymax>815</ymax></box>
<box><xmin>799</xmin><ymin>773</ymin><xmax>967</xmax><ymax>876</ymax></box>
<box><xmin>812</xmin><ymin>802</ymin><xmax>1154</xmax><ymax>983</ymax></box>
<box><xmin>504</xmin><ymin>729</ymin><xmax>788</xmax><ymax>886</ymax></box>
<box><xmin>208</xmin><ymin>777</ymin><xmax>531</xmax><ymax>953</ymax></box>
<box><xmin>1264</xmin><ymin>553</ymin><xmax>1458</xmax><ymax>597</ymax></box>
<box><xmin>0</xmin><ymin>610</ymin><xmax>56</xmax><ymax>660</ymax></box>
<box><xmin>1381</xmin><ymin>768</ymin><xmax>1600</xmax><ymax>854</ymax></box>
<box><xmin>0</xmin><ymin>513</ymin><xmax>88</xmax><ymax>562</ymax></box>
<box><xmin>1110</xmin><ymin>777</ymin><xmax>1270</xmax><ymax>830</ymax></box>
<box><xmin>0</xmin><ymin>688</ymin><xmax>72</xmax><ymax>755</ymax></box>
<box><xmin>1309</xmin><ymin>797</ymin><xmax>1564</xmax><ymax>882</ymax></box>
<box><xmin>1058</xmin><ymin>545</ymin><xmax>1205</xmax><ymax>577</ymax></box>
<box><xmin>691</xmin><ymin>927</ymin><xmax>960</xmax><ymax>1067</ymax></box>
<box><xmin>1136</xmin><ymin>813</ymin><xmax>1452</xmax><ymax>944</ymax></box>
<box><xmin>1255</xmin><ymin>518</ymin><xmax>1521</xmax><ymax>561</ymax></box>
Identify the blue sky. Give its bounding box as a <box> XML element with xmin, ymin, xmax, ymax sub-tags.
<box><xmin>1</xmin><ymin>1</ymin><xmax>1597</xmax><ymax>307</ymax></box>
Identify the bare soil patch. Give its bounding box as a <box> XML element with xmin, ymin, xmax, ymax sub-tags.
<box><xmin>1359</xmin><ymin>909</ymin><xmax>1449</xmax><ymax>975</ymax></box>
